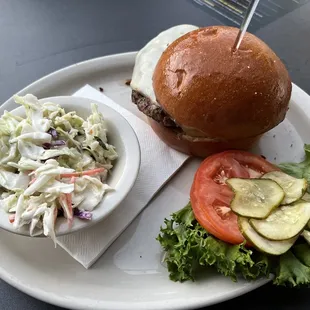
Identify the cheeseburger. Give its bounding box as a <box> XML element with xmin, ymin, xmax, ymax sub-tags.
<box><xmin>130</xmin><ymin>25</ymin><xmax>292</xmax><ymax>158</ymax></box>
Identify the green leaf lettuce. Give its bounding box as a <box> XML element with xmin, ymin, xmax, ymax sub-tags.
<box><xmin>157</xmin><ymin>203</ymin><xmax>310</xmax><ymax>287</ymax></box>
<box><xmin>278</xmin><ymin>144</ymin><xmax>310</xmax><ymax>185</ymax></box>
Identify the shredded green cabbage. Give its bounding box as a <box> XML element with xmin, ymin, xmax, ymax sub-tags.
<box><xmin>0</xmin><ymin>94</ymin><xmax>117</xmax><ymax>244</ymax></box>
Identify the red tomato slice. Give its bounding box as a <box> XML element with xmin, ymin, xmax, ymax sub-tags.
<box><xmin>190</xmin><ymin>150</ymin><xmax>279</xmax><ymax>245</ymax></box>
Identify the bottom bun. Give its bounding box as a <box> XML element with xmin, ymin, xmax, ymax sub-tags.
<box><xmin>148</xmin><ymin>118</ymin><xmax>261</xmax><ymax>158</ymax></box>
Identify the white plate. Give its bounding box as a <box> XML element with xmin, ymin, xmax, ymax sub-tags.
<box><xmin>0</xmin><ymin>52</ymin><xmax>309</xmax><ymax>310</ymax></box>
<box><xmin>0</xmin><ymin>96</ymin><xmax>140</xmax><ymax>237</ymax></box>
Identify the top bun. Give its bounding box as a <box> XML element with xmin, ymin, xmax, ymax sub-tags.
<box><xmin>152</xmin><ymin>26</ymin><xmax>292</xmax><ymax>140</ymax></box>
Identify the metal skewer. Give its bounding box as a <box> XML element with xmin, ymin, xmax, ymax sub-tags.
<box><xmin>232</xmin><ymin>0</ymin><xmax>260</xmax><ymax>51</ymax></box>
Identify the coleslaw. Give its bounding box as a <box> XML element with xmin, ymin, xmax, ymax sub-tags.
<box><xmin>0</xmin><ymin>94</ymin><xmax>118</xmax><ymax>243</ymax></box>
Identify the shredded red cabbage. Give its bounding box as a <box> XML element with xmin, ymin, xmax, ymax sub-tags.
<box><xmin>52</xmin><ymin>140</ymin><xmax>66</xmax><ymax>146</ymax></box>
<box><xmin>48</xmin><ymin>128</ymin><xmax>58</xmax><ymax>138</ymax></box>
<box><xmin>43</xmin><ymin>140</ymin><xmax>66</xmax><ymax>149</ymax></box>
<box><xmin>74</xmin><ymin>209</ymin><xmax>92</xmax><ymax>220</ymax></box>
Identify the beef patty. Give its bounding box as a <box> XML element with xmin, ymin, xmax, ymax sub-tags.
<box><xmin>131</xmin><ymin>90</ymin><xmax>178</xmax><ymax>128</ymax></box>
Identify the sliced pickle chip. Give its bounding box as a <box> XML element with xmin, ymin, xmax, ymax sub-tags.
<box><xmin>262</xmin><ymin>171</ymin><xmax>307</xmax><ymax>204</ymax></box>
<box><xmin>238</xmin><ymin>217</ymin><xmax>297</xmax><ymax>255</ymax></box>
<box><xmin>226</xmin><ymin>178</ymin><xmax>285</xmax><ymax>219</ymax></box>
<box><xmin>250</xmin><ymin>201</ymin><xmax>310</xmax><ymax>241</ymax></box>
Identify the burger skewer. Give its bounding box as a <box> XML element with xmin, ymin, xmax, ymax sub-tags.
<box><xmin>232</xmin><ymin>0</ymin><xmax>260</xmax><ymax>52</ymax></box>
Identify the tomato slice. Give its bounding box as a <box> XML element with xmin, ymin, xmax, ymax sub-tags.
<box><xmin>190</xmin><ymin>150</ymin><xmax>279</xmax><ymax>244</ymax></box>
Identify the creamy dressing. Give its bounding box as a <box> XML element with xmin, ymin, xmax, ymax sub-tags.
<box><xmin>0</xmin><ymin>170</ymin><xmax>29</xmax><ymax>191</ymax></box>
<box><xmin>72</xmin><ymin>176</ymin><xmax>112</xmax><ymax>211</ymax></box>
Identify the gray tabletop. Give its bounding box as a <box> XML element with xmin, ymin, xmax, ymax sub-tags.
<box><xmin>1</xmin><ymin>0</ymin><xmax>310</xmax><ymax>309</ymax></box>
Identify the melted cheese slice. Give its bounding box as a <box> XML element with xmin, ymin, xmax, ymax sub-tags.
<box><xmin>130</xmin><ymin>24</ymin><xmax>198</xmax><ymax>105</ymax></box>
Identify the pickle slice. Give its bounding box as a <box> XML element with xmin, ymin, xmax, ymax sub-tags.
<box><xmin>238</xmin><ymin>217</ymin><xmax>297</xmax><ymax>255</ymax></box>
<box><xmin>226</xmin><ymin>178</ymin><xmax>285</xmax><ymax>219</ymax></box>
<box><xmin>301</xmin><ymin>193</ymin><xmax>310</xmax><ymax>230</ymax></box>
<box><xmin>250</xmin><ymin>201</ymin><xmax>310</xmax><ymax>241</ymax></box>
<box><xmin>262</xmin><ymin>171</ymin><xmax>307</xmax><ymax>205</ymax></box>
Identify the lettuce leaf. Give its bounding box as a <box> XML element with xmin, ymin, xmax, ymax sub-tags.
<box><xmin>274</xmin><ymin>247</ymin><xmax>310</xmax><ymax>287</ymax></box>
<box><xmin>278</xmin><ymin>144</ymin><xmax>310</xmax><ymax>186</ymax></box>
<box><xmin>158</xmin><ymin>203</ymin><xmax>310</xmax><ymax>287</ymax></box>
<box><xmin>157</xmin><ymin>204</ymin><xmax>270</xmax><ymax>282</ymax></box>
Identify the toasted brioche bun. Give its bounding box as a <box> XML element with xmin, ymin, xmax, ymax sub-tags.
<box><xmin>148</xmin><ymin>118</ymin><xmax>262</xmax><ymax>158</ymax></box>
<box><xmin>152</xmin><ymin>26</ymin><xmax>292</xmax><ymax>155</ymax></box>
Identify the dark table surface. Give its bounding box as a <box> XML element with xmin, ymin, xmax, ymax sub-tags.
<box><xmin>1</xmin><ymin>0</ymin><xmax>310</xmax><ymax>309</ymax></box>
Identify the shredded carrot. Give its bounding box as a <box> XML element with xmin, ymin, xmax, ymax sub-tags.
<box><xmin>9</xmin><ymin>214</ymin><xmax>15</xmax><ymax>223</ymax></box>
<box><xmin>65</xmin><ymin>193</ymin><xmax>72</xmax><ymax>211</ymax></box>
<box><xmin>60</xmin><ymin>167</ymin><xmax>105</xmax><ymax>178</ymax></box>
<box><xmin>53</xmin><ymin>206</ymin><xmax>58</xmax><ymax>223</ymax></box>
<box><xmin>66</xmin><ymin>196</ymin><xmax>73</xmax><ymax>229</ymax></box>
<box><xmin>59</xmin><ymin>193</ymin><xmax>73</xmax><ymax>228</ymax></box>
<box><xmin>64</xmin><ymin>177</ymin><xmax>75</xmax><ymax>223</ymax></box>
<box><xmin>29</xmin><ymin>178</ymin><xmax>37</xmax><ymax>186</ymax></box>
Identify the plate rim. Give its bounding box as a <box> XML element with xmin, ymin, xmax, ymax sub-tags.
<box><xmin>0</xmin><ymin>51</ymin><xmax>309</xmax><ymax>310</ymax></box>
<box><xmin>2</xmin><ymin>51</ymin><xmax>137</xmax><ymax>105</ymax></box>
<box><xmin>0</xmin><ymin>262</ymin><xmax>271</xmax><ymax>310</ymax></box>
